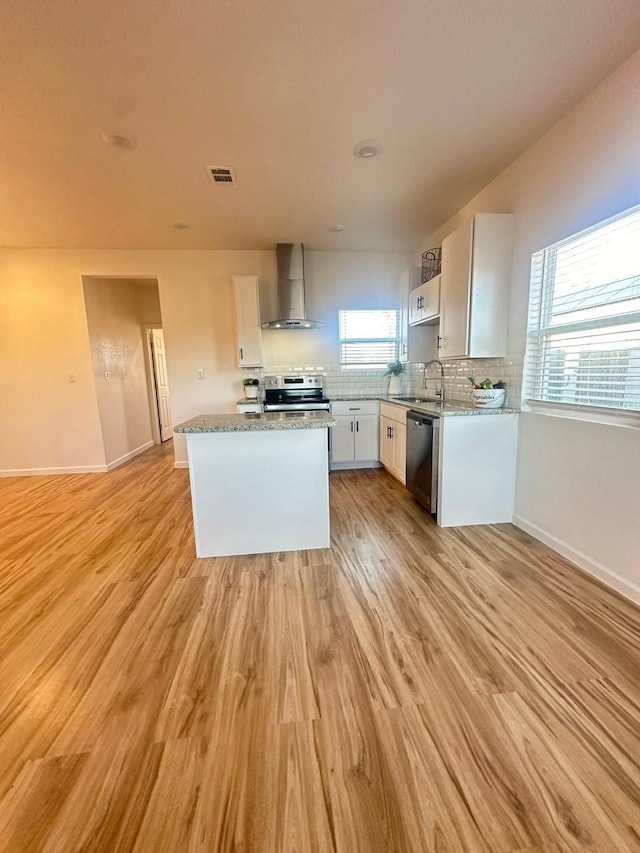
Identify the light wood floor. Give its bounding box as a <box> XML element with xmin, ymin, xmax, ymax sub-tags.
<box><xmin>0</xmin><ymin>444</ymin><xmax>639</xmax><ymax>852</ymax></box>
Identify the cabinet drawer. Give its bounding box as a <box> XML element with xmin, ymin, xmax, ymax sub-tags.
<box><xmin>379</xmin><ymin>402</ymin><xmax>407</xmax><ymax>424</ymax></box>
<box><xmin>331</xmin><ymin>400</ymin><xmax>379</xmax><ymax>416</ymax></box>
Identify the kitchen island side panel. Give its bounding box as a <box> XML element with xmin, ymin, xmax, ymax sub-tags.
<box><xmin>186</xmin><ymin>428</ymin><xmax>330</xmax><ymax>557</ymax></box>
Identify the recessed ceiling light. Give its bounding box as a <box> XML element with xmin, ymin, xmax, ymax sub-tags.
<box><xmin>353</xmin><ymin>140</ymin><xmax>380</xmax><ymax>159</ymax></box>
<box><xmin>172</xmin><ymin>222</ymin><xmax>189</xmax><ymax>230</ymax></box>
<box><xmin>330</xmin><ymin>224</ymin><xmax>345</xmax><ymax>232</ymax></box>
<box><xmin>102</xmin><ymin>131</ymin><xmax>137</xmax><ymax>151</ymax></box>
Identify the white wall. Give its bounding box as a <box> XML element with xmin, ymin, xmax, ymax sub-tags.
<box><xmin>419</xmin><ymin>49</ymin><xmax>640</xmax><ymax>601</ymax></box>
<box><xmin>0</xmin><ymin>247</ymin><xmax>409</xmax><ymax>471</ymax></box>
<box><xmin>83</xmin><ymin>278</ymin><xmax>154</xmax><ymax>468</ymax></box>
<box><xmin>261</xmin><ymin>251</ymin><xmax>411</xmax><ymax>366</ymax></box>
<box><xmin>0</xmin><ymin>253</ymin><xmax>106</xmax><ymax>474</ymax></box>
<box><xmin>0</xmin><ymin>250</ymin><xmax>277</xmax><ymax>472</ymax></box>
<box><xmin>136</xmin><ymin>282</ymin><xmax>163</xmax><ymax>326</ymax></box>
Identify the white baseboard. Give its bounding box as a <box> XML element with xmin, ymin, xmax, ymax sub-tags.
<box><xmin>0</xmin><ymin>441</ymin><xmax>156</xmax><ymax>477</ymax></box>
<box><xmin>174</xmin><ymin>460</ymin><xmax>189</xmax><ymax>469</ymax></box>
<box><xmin>330</xmin><ymin>460</ymin><xmax>382</xmax><ymax>471</ymax></box>
<box><xmin>0</xmin><ymin>464</ymin><xmax>109</xmax><ymax>476</ymax></box>
<box><xmin>513</xmin><ymin>514</ymin><xmax>640</xmax><ymax>607</ymax></box>
<box><xmin>106</xmin><ymin>441</ymin><xmax>154</xmax><ymax>471</ymax></box>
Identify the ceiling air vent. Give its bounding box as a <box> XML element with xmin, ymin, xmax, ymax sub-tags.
<box><xmin>206</xmin><ymin>166</ymin><xmax>237</xmax><ymax>186</ymax></box>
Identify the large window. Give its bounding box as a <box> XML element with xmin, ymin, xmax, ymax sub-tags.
<box><xmin>339</xmin><ymin>309</ymin><xmax>400</xmax><ymax>368</ymax></box>
<box><xmin>524</xmin><ymin>204</ymin><xmax>640</xmax><ymax>413</ymax></box>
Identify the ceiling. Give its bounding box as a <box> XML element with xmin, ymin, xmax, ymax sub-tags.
<box><xmin>2</xmin><ymin>0</ymin><xmax>640</xmax><ymax>252</ymax></box>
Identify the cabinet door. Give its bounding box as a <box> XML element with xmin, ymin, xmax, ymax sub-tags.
<box><xmin>379</xmin><ymin>416</ymin><xmax>394</xmax><ymax>469</ymax></box>
<box><xmin>440</xmin><ymin>220</ymin><xmax>473</xmax><ymax>358</ymax></box>
<box><xmin>399</xmin><ymin>283</ymin><xmax>409</xmax><ymax>362</ymax></box>
<box><xmin>233</xmin><ymin>275</ymin><xmax>263</xmax><ymax>367</ymax></box>
<box><xmin>354</xmin><ymin>414</ymin><xmax>379</xmax><ymax>461</ymax></box>
<box><xmin>422</xmin><ymin>274</ymin><xmax>440</xmax><ymax>321</ymax></box>
<box><xmin>330</xmin><ymin>415</ymin><xmax>355</xmax><ymax>463</ymax></box>
<box><xmin>409</xmin><ymin>282</ymin><xmax>425</xmax><ymax>325</ymax></box>
<box><xmin>392</xmin><ymin>420</ymin><xmax>407</xmax><ymax>485</ymax></box>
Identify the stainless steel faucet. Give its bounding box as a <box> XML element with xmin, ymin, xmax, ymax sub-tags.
<box><xmin>423</xmin><ymin>359</ymin><xmax>445</xmax><ymax>402</ymax></box>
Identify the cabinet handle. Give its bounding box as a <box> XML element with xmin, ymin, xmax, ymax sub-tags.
<box><xmin>240</xmin><ymin>347</ymin><xmax>244</xmax><ymax>360</ymax></box>
<box><xmin>350</xmin><ymin>421</ymin><xmax>354</xmax><ymax>432</ymax></box>
<box><xmin>356</xmin><ymin>420</ymin><xmax>359</xmax><ymax>432</ymax></box>
<box><xmin>389</xmin><ymin>426</ymin><xmax>394</xmax><ymax>438</ymax></box>
<box><xmin>437</xmin><ymin>336</ymin><xmax>442</xmax><ymax>350</ymax></box>
<box><xmin>402</xmin><ymin>343</ymin><xmax>407</xmax><ymax>355</ymax></box>
<box><xmin>348</xmin><ymin>407</ymin><xmax>360</xmax><ymax>411</ymax></box>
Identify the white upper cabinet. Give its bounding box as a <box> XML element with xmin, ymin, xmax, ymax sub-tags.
<box><xmin>409</xmin><ymin>275</ymin><xmax>440</xmax><ymax>326</ymax></box>
<box><xmin>439</xmin><ymin>213</ymin><xmax>513</xmax><ymax>359</ymax></box>
<box><xmin>233</xmin><ymin>275</ymin><xmax>263</xmax><ymax>367</ymax></box>
<box><xmin>400</xmin><ymin>266</ymin><xmax>434</xmax><ymax>363</ymax></box>
<box><xmin>399</xmin><ymin>266</ymin><xmax>421</xmax><ymax>361</ymax></box>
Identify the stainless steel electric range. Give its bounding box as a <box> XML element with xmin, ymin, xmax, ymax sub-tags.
<box><xmin>263</xmin><ymin>374</ymin><xmax>330</xmax><ymax>413</ymax></box>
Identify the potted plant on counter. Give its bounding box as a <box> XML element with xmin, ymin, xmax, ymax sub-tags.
<box><xmin>384</xmin><ymin>360</ymin><xmax>406</xmax><ymax>396</ymax></box>
<box><xmin>242</xmin><ymin>377</ymin><xmax>260</xmax><ymax>400</ymax></box>
<box><xmin>468</xmin><ymin>376</ymin><xmax>506</xmax><ymax>408</ymax></box>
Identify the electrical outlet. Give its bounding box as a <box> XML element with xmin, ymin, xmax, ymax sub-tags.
<box><xmin>67</xmin><ymin>371</ymin><xmax>77</xmax><ymax>383</ymax></box>
<box><xmin>197</xmin><ymin>368</ymin><xmax>205</xmax><ymax>380</ymax></box>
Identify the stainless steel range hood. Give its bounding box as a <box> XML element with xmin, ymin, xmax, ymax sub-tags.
<box><xmin>261</xmin><ymin>243</ymin><xmax>323</xmax><ymax>329</ymax></box>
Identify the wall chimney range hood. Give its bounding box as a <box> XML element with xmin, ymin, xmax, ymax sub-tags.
<box><xmin>262</xmin><ymin>243</ymin><xmax>323</xmax><ymax>329</ymax></box>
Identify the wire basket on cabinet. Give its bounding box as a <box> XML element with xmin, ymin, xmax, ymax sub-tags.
<box><xmin>421</xmin><ymin>248</ymin><xmax>442</xmax><ymax>283</ymax></box>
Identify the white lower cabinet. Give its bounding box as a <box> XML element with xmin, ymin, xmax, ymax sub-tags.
<box><xmin>330</xmin><ymin>401</ymin><xmax>379</xmax><ymax>468</ymax></box>
<box><xmin>379</xmin><ymin>402</ymin><xmax>406</xmax><ymax>484</ymax></box>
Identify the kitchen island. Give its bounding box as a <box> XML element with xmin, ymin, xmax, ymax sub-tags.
<box><xmin>174</xmin><ymin>411</ymin><xmax>335</xmax><ymax>557</ymax></box>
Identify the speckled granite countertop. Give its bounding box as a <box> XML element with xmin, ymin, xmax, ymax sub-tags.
<box><xmin>174</xmin><ymin>412</ymin><xmax>336</xmax><ymax>433</ymax></box>
<box><xmin>383</xmin><ymin>396</ymin><xmax>519</xmax><ymax>416</ymax></box>
<box><xmin>330</xmin><ymin>394</ymin><xmax>519</xmax><ymax>416</ymax></box>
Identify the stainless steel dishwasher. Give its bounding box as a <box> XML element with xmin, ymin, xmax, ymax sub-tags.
<box><xmin>406</xmin><ymin>411</ymin><xmax>439</xmax><ymax>514</ymax></box>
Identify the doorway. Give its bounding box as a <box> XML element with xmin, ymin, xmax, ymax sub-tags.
<box><xmin>82</xmin><ymin>276</ymin><xmax>172</xmax><ymax>469</ymax></box>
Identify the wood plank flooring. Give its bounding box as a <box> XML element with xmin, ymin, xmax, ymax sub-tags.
<box><xmin>0</xmin><ymin>443</ymin><xmax>639</xmax><ymax>852</ymax></box>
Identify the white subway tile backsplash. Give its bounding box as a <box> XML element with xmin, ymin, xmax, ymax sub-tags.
<box><xmin>253</xmin><ymin>357</ymin><xmax>523</xmax><ymax>407</ymax></box>
<box><xmin>406</xmin><ymin>356</ymin><xmax>523</xmax><ymax>407</ymax></box>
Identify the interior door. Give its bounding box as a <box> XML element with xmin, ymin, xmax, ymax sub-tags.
<box><xmin>150</xmin><ymin>329</ymin><xmax>173</xmax><ymax>441</ymax></box>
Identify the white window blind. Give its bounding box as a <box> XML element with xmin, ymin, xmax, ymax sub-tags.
<box><xmin>524</xmin><ymin>204</ymin><xmax>640</xmax><ymax>412</ymax></box>
<box><xmin>339</xmin><ymin>309</ymin><xmax>400</xmax><ymax>368</ymax></box>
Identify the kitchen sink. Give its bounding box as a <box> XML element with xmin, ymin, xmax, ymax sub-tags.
<box><xmin>390</xmin><ymin>396</ymin><xmax>440</xmax><ymax>404</ymax></box>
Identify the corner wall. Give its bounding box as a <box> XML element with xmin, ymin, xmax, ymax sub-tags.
<box><xmin>418</xmin><ymin>48</ymin><xmax>640</xmax><ymax>600</ymax></box>
<box><xmin>0</xmin><ymin>248</ymin><xmax>410</xmax><ymax>472</ymax></box>
<box><xmin>0</xmin><ymin>250</ymin><xmax>278</xmax><ymax>472</ymax></box>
